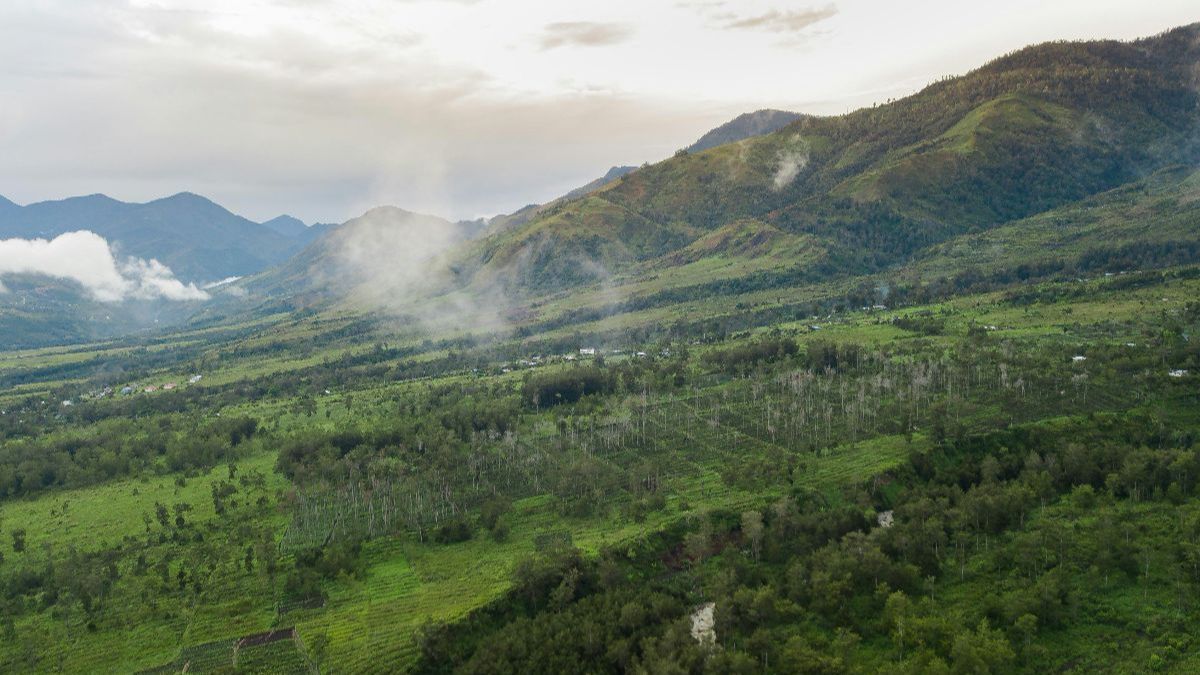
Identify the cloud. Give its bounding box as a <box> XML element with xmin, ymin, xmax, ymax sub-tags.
<box><xmin>0</xmin><ymin>231</ymin><xmax>208</xmax><ymax>302</ymax></box>
<box><xmin>323</xmin><ymin>206</ymin><xmax>515</xmax><ymax>335</ymax></box>
<box><xmin>202</xmin><ymin>276</ymin><xmax>243</xmax><ymax>289</ymax></box>
<box><xmin>539</xmin><ymin>21</ymin><xmax>635</xmax><ymax>50</ymax></box>
<box><xmin>723</xmin><ymin>6</ymin><xmax>837</xmax><ymax>33</ymax></box>
<box><xmin>772</xmin><ymin>135</ymin><xmax>809</xmax><ymax>191</ymax></box>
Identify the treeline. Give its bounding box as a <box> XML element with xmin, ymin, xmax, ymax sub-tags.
<box><xmin>0</xmin><ymin>415</ymin><xmax>259</xmax><ymax>498</ymax></box>
<box><xmin>522</xmin><ymin>366</ymin><xmax>619</xmax><ymax>408</ymax></box>
<box><xmin>702</xmin><ymin>336</ymin><xmax>798</xmax><ymax>375</ymax></box>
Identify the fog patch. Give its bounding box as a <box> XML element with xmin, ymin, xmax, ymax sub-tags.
<box><xmin>0</xmin><ymin>230</ymin><xmax>207</xmax><ymax>302</ymax></box>
<box><xmin>326</xmin><ymin>206</ymin><xmax>508</xmax><ymax>335</ymax></box>
<box><xmin>772</xmin><ymin>135</ymin><xmax>810</xmax><ymax>191</ymax></box>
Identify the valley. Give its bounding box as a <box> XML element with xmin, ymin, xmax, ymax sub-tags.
<box><xmin>1</xmin><ymin>19</ymin><xmax>1199</xmax><ymax>675</ymax></box>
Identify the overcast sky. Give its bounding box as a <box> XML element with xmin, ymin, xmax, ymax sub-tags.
<box><xmin>0</xmin><ymin>1</ymin><xmax>1196</xmax><ymax>223</ymax></box>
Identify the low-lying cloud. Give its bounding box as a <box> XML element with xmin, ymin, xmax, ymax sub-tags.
<box><xmin>0</xmin><ymin>231</ymin><xmax>208</xmax><ymax>302</ymax></box>
<box><xmin>316</xmin><ymin>206</ymin><xmax>522</xmax><ymax>336</ymax></box>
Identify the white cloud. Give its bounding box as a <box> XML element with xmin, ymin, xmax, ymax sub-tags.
<box><xmin>772</xmin><ymin>135</ymin><xmax>809</xmax><ymax>191</ymax></box>
<box><xmin>202</xmin><ymin>276</ymin><xmax>242</xmax><ymax>289</ymax></box>
<box><xmin>0</xmin><ymin>231</ymin><xmax>208</xmax><ymax>302</ymax></box>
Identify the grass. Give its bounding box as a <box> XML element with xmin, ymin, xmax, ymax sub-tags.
<box><xmin>0</xmin><ymin>451</ymin><xmax>286</xmax><ymax>562</ymax></box>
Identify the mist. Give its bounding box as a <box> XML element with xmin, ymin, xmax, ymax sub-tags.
<box><xmin>315</xmin><ymin>207</ymin><xmax>512</xmax><ymax>335</ymax></box>
<box><xmin>771</xmin><ymin>135</ymin><xmax>810</xmax><ymax>191</ymax></box>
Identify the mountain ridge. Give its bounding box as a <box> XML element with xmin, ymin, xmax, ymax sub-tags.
<box><xmin>438</xmin><ymin>23</ymin><xmax>1200</xmax><ymax>302</ymax></box>
<box><xmin>685</xmin><ymin>108</ymin><xmax>803</xmax><ymax>154</ymax></box>
<box><xmin>0</xmin><ymin>191</ymin><xmax>308</xmax><ymax>283</ymax></box>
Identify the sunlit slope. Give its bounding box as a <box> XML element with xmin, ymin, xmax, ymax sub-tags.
<box><xmin>450</xmin><ymin>25</ymin><xmax>1199</xmax><ymax>299</ymax></box>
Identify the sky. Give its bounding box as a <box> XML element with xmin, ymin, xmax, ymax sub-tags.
<box><xmin>0</xmin><ymin>0</ymin><xmax>1196</xmax><ymax>224</ymax></box>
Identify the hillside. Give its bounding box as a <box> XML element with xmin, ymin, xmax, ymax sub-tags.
<box><xmin>476</xmin><ymin>109</ymin><xmax>807</xmax><ymax>241</ymax></box>
<box><xmin>442</xmin><ymin>25</ymin><xmax>1199</xmax><ymax>304</ymax></box>
<box><xmin>246</xmin><ymin>206</ymin><xmax>475</xmax><ymax>308</ymax></box>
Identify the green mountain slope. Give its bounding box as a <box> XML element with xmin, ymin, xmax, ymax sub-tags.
<box><xmin>448</xmin><ymin>25</ymin><xmax>1200</xmax><ymax>302</ymax></box>
<box><xmin>904</xmin><ymin>165</ymin><xmax>1200</xmax><ymax>280</ymax></box>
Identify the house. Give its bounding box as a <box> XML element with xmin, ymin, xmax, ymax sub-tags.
<box><xmin>162</xmin><ymin>382</ymin><xmax>177</xmax><ymax>391</ymax></box>
<box><xmin>579</xmin><ymin>348</ymin><xmax>596</xmax><ymax>356</ymax></box>
<box><xmin>61</xmin><ymin>400</ymin><xmax>73</xmax><ymax>407</ymax></box>
<box><xmin>120</xmin><ymin>386</ymin><xmax>134</xmax><ymax>395</ymax></box>
<box><xmin>1169</xmin><ymin>369</ymin><xmax>1188</xmax><ymax>378</ymax></box>
<box><xmin>188</xmin><ymin>374</ymin><xmax>203</xmax><ymax>384</ymax></box>
<box><xmin>1072</xmin><ymin>355</ymin><xmax>1087</xmax><ymax>363</ymax></box>
<box><xmin>144</xmin><ymin>385</ymin><xmax>159</xmax><ymax>393</ymax></box>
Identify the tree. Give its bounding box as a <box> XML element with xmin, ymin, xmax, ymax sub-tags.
<box><xmin>742</xmin><ymin>510</ymin><xmax>765</xmax><ymax>562</ymax></box>
<box><xmin>173</xmin><ymin>502</ymin><xmax>192</xmax><ymax>528</ymax></box>
<box><xmin>949</xmin><ymin>620</ymin><xmax>1015</xmax><ymax>674</ymax></box>
<box><xmin>884</xmin><ymin>590</ymin><xmax>913</xmax><ymax>660</ymax></box>
<box><xmin>154</xmin><ymin>502</ymin><xmax>170</xmax><ymax>529</ymax></box>
<box><xmin>1013</xmin><ymin>613</ymin><xmax>1038</xmax><ymax>659</ymax></box>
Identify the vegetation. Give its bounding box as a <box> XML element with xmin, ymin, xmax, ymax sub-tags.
<box><xmin>0</xmin><ymin>24</ymin><xmax>1199</xmax><ymax>675</ymax></box>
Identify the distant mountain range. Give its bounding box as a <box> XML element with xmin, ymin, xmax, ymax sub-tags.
<box><xmin>0</xmin><ymin>192</ymin><xmax>320</xmax><ymax>283</ymax></box>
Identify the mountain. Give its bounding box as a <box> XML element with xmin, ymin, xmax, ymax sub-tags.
<box><xmin>440</xmin><ymin>25</ymin><xmax>1200</xmax><ymax>303</ymax></box>
<box><xmin>476</xmin><ymin>107</ymin><xmax>806</xmax><ymax>240</ymax></box>
<box><xmin>247</xmin><ymin>206</ymin><xmax>475</xmax><ymax>308</ymax></box>
<box><xmin>261</xmin><ymin>214</ymin><xmax>308</xmax><ymax>238</ymax></box>
<box><xmin>561</xmin><ymin>166</ymin><xmax>638</xmax><ymax>201</ymax></box>
<box><xmin>685</xmin><ymin>109</ymin><xmax>803</xmax><ymax>154</ymax></box>
<box><xmin>0</xmin><ymin>192</ymin><xmax>305</xmax><ymax>282</ymax></box>
<box><xmin>473</xmin><ymin>166</ymin><xmax>641</xmax><ymax>239</ymax></box>
<box><xmin>0</xmin><ymin>273</ymin><xmax>209</xmax><ymax>350</ymax></box>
